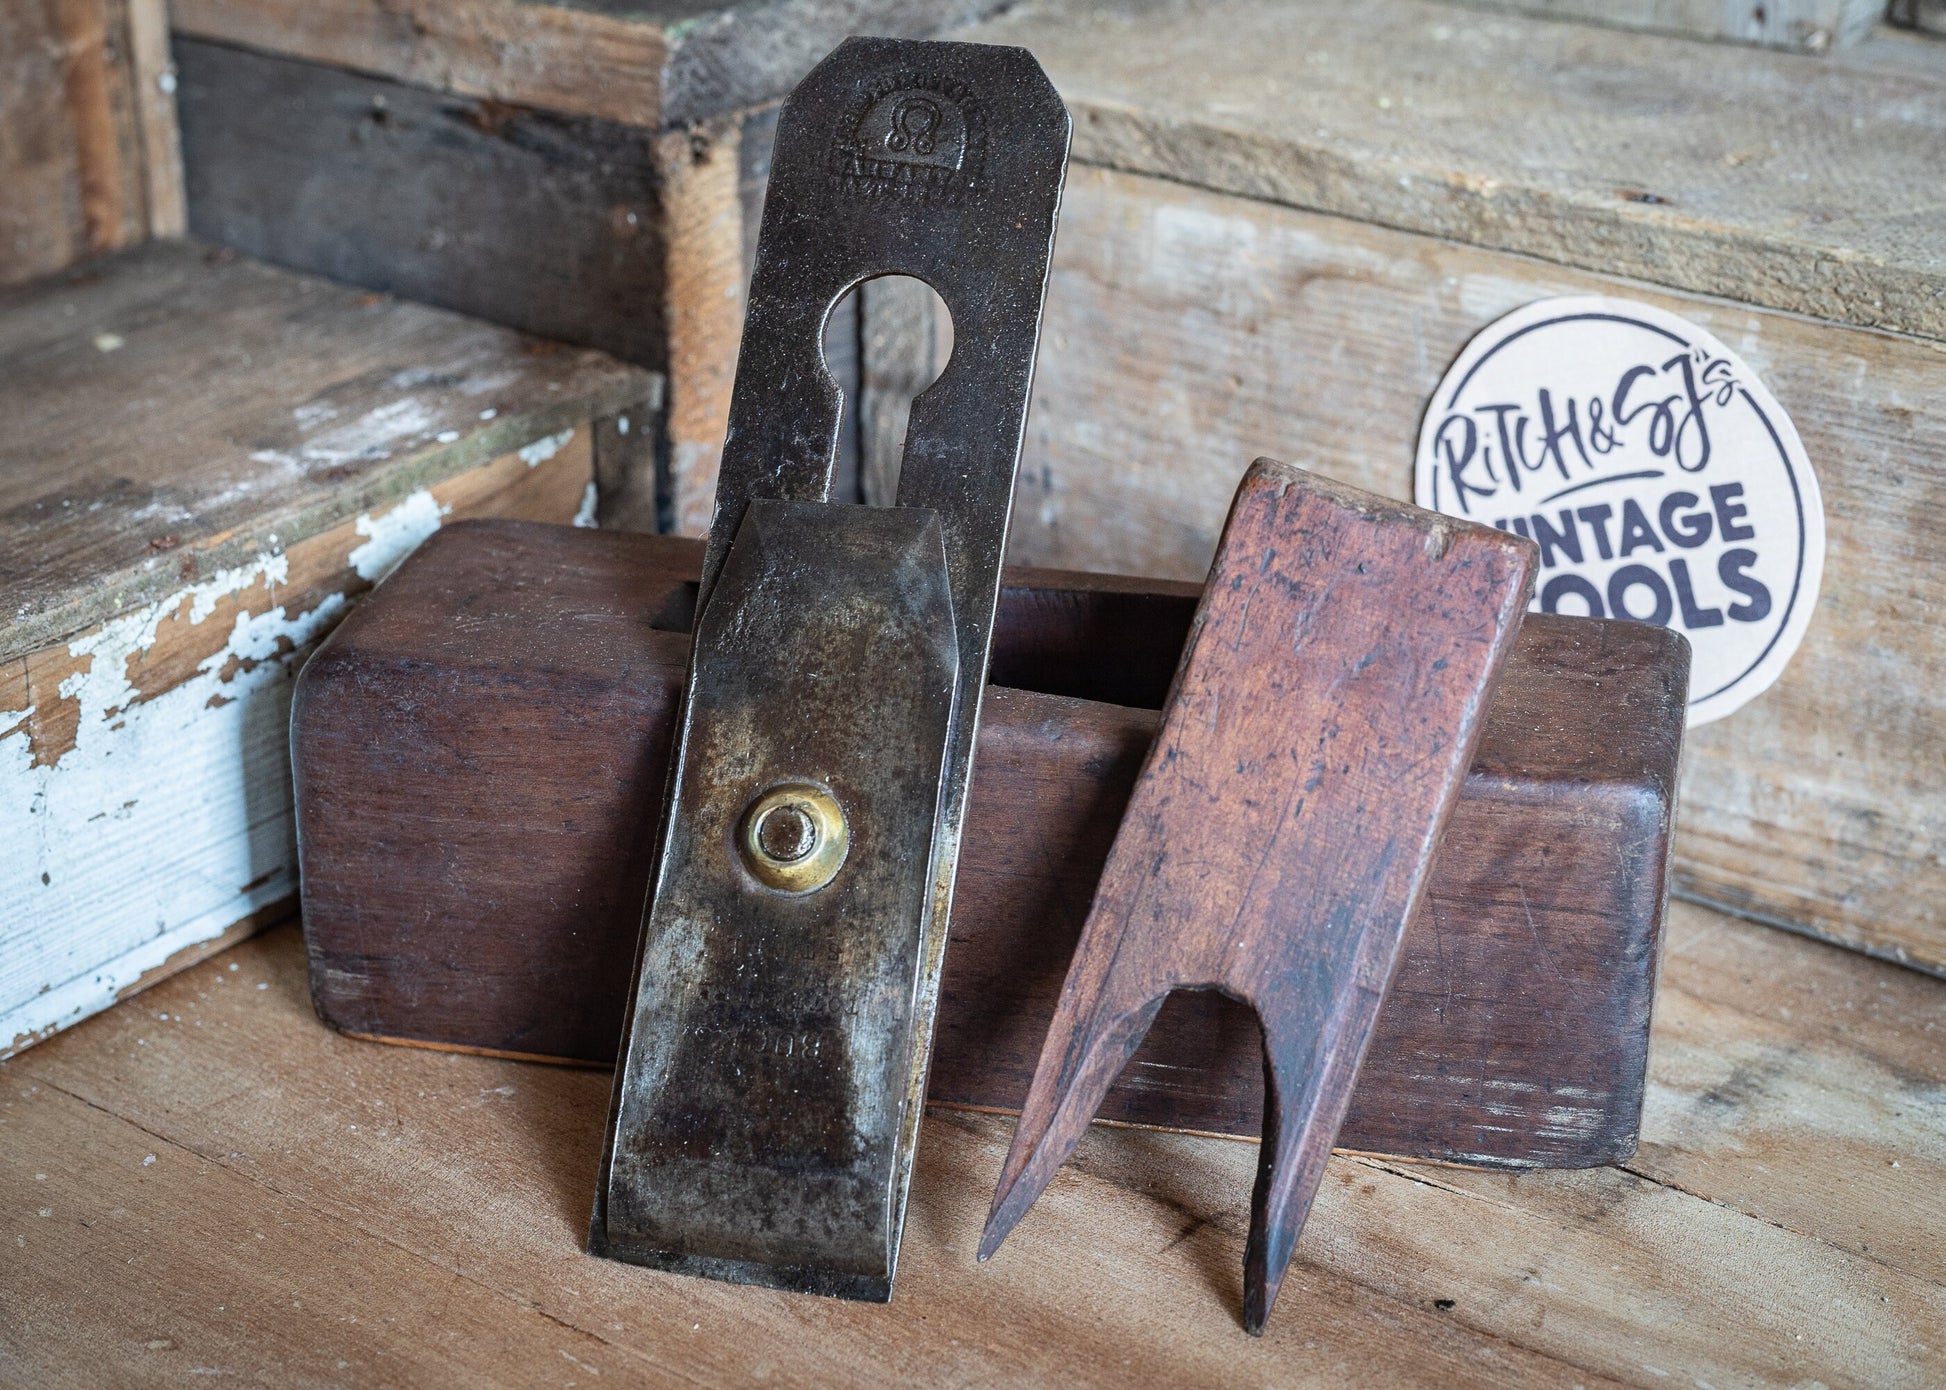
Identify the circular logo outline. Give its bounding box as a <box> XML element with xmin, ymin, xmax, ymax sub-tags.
<box><xmin>1415</xmin><ymin>295</ymin><xmax>1824</xmax><ymax>727</ymax></box>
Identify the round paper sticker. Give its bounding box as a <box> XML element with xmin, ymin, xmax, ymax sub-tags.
<box><xmin>1414</xmin><ymin>296</ymin><xmax>1823</xmax><ymax>727</ymax></box>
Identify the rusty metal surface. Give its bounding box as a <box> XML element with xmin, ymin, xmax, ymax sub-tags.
<box><xmin>593</xmin><ymin>37</ymin><xmax>1070</xmax><ymax>1298</ymax></box>
<box><xmin>592</xmin><ymin>502</ymin><xmax>957</xmax><ymax>1297</ymax></box>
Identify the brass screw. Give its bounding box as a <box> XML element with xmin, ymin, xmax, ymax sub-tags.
<box><xmin>739</xmin><ymin>783</ymin><xmax>848</xmax><ymax>893</ymax></box>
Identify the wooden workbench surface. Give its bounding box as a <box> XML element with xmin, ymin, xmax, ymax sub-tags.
<box><xmin>3</xmin><ymin>902</ymin><xmax>1940</xmax><ymax>1387</ymax></box>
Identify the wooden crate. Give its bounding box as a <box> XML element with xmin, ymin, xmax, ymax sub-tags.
<box><xmin>0</xmin><ymin>241</ymin><xmax>657</xmax><ymax>1057</ymax></box>
<box><xmin>168</xmin><ymin>0</ymin><xmax>1006</xmax><ymax>533</ymax></box>
<box><xmin>843</xmin><ymin>0</ymin><xmax>1946</xmax><ymax>978</ymax></box>
<box><xmin>152</xmin><ymin>0</ymin><xmax>1946</xmax><ymax>979</ymax></box>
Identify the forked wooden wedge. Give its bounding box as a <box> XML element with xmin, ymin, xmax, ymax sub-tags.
<box><xmin>978</xmin><ymin>459</ymin><xmax>1538</xmax><ymax>1333</ymax></box>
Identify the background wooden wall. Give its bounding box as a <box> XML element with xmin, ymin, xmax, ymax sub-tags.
<box><xmin>1</xmin><ymin>0</ymin><xmax>183</xmax><ymax>287</ymax></box>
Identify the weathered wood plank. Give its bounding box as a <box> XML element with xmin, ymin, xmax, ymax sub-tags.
<box><xmin>0</xmin><ymin>238</ymin><xmax>652</xmax><ymax>666</ymax></box>
<box><xmin>972</xmin><ymin>162</ymin><xmax>1946</xmax><ymax>975</ymax></box>
<box><xmin>174</xmin><ymin>0</ymin><xmax>671</xmax><ymax>128</ymax></box>
<box><xmin>127</xmin><ymin>0</ymin><xmax>185</xmax><ymax>237</ymax></box>
<box><xmin>1005</xmin><ymin>904</ymin><xmax>1946</xmax><ymax>1385</ymax></box>
<box><xmin>1317</xmin><ymin>1153</ymin><xmax>1939</xmax><ymax>1388</ymax></box>
<box><xmin>1565</xmin><ymin>903</ymin><xmax>1944</xmax><ymax>1279</ymax></box>
<box><xmin>964</xmin><ymin>0</ymin><xmax>1946</xmax><ymax>344</ymax></box>
<box><xmin>0</xmin><ymin>238</ymin><xmax>656</xmax><ymax>1056</ymax></box>
<box><xmin>175</xmin><ymin>39</ymin><xmax>671</xmax><ymax>371</ymax></box>
<box><xmin>2</xmin><ymin>432</ymin><xmax>600</xmax><ymax>1059</ymax></box>
<box><xmin>1822</xmin><ymin>23</ymin><xmax>1946</xmax><ymax>84</ymax></box>
<box><xmin>10</xmin><ymin>903</ymin><xmax>1941</xmax><ymax>1385</ymax></box>
<box><xmin>173</xmin><ymin>39</ymin><xmax>761</xmax><ymax>534</ymax></box>
<box><xmin>1888</xmin><ymin>0</ymin><xmax>1946</xmax><ymax>37</ymax></box>
<box><xmin>658</xmin><ymin>112</ymin><xmax>748</xmax><ymax>536</ymax></box>
<box><xmin>1630</xmin><ymin>900</ymin><xmax>1946</xmax><ymax>1285</ymax></box>
<box><xmin>1441</xmin><ymin>0</ymin><xmax>1883</xmax><ymax>51</ymax></box>
<box><xmin>3</xmin><ymin>927</ymin><xmax>1612</xmax><ymax>1388</ymax></box>
<box><xmin>0</xmin><ymin>1068</ymin><xmax>636</xmax><ymax>1386</ymax></box>
<box><xmin>0</xmin><ymin>0</ymin><xmax>150</xmax><ymax>285</ymax></box>
<box><xmin>1338</xmin><ymin>901</ymin><xmax>1946</xmax><ymax>1385</ymax></box>
<box><xmin>170</xmin><ymin>0</ymin><xmax>1009</xmax><ymax>130</ymax></box>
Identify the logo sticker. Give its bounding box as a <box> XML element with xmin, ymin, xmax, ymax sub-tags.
<box><xmin>1415</xmin><ymin>296</ymin><xmax>1824</xmax><ymax>726</ymax></box>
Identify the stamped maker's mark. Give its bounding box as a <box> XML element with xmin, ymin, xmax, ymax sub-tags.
<box><xmin>830</xmin><ymin>73</ymin><xmax>984</xmax><ymax>203</ymax></box>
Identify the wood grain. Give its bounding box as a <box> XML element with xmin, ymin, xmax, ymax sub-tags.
<box><xmin>1887</xmin><ymin>0</ymin><xmax>1946</xmax><ymax>36</ymax></box>
<box><xmin>164</xmin><ymin>0</ymin><xmax>1946</xmax><ymax>362</ymax></box>
<box><xmin>0</xmin><ymin>238</ymin><xmax>653</xmax><ymax>1058</ymax></box>
<box><xmin>1631</xmin><ymin>900</ymin><xmax>1946</xmax><ymax>1287</ymax></box>
<box><xmin>174</xmin><ymin>0</ymin><xmax>670</xmax><ymax>126</ymax></box>
<box><xmin>0</xmin><ymin>1068</ymin><xmax>643</xmax><ymax>1386</ymax></box>
<box><xmin>0</xmin><ymin>0</ymin><xmax>148</xmax><ymax>285</ymax></box>
<box><xmin>965</xmin><ymin>0</ymin><xmax>1946</xmax><ymax>344</ymax></box>
<box><xmin>657</xmin><ymin>114</ymin><xmax>748</xmax><ymax>536</ymax></box>
<box><xmin>1441</xmin><ymin>0</ymin><xmax>1883</xmax><ymax>50</ymax></box>
<box><xmin>0</xmin><ymin>238</ymin><xmax>652</xmax><ymax>666</ymax></box>
<box><xmin>170</xmin><ymin>43</ymin><xmax>784</xmax><ymax>535</ymax></box>
<box><xmin>4</xmin><ymin>901</ymin><xmax>1938</xmax><ymax>1386</ymax></box>
<box><xmin>972</xmin><ymin>162</ymin><xmax>1946</xmax><ymax>976</ymax></box>
<box><xmin>175</xmin><ymin>40</ymin><xmax>670</xmax><ymax>371</ymax></box>
<box><xmin>126</xmin><ymin>0</ymin><xmax>185</xmax><ymax>238</ymax></box>
<box><xmin>170</xmin><ymin>0</ymin><xmax>1010</xmax><ymax>129</ymax></box>
<box><xmin>591</xmin><ymin>400</ymin><xmax>664</xmax><ymax>534</ymax></box>
<box><xmin>981</xmin><ymin>462</ymin><xmax>1536</xmax><ymax>1332</ymax></box>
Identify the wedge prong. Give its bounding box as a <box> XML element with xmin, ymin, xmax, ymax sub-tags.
<box><xmin>979</xmin><ymin>992</ymin><xmax>1166</xmax><ymax>1261</ymax></box>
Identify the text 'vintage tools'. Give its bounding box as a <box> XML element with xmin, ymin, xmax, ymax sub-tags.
<box><xmin>978</xmin><ymin>461</ymin><xmax>1538</xmax><ymax>1333</ymax></box>
<box><xmin>588</xmin><ymin>38</ymin><xmax>1070</xmax><ymax>1299</ymax></box>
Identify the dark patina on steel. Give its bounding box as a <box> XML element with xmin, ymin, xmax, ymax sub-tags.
<box><xmin>591</xmin><ymin>38</ymin><xmax>1070</xmax><ymax>1299</ymax></box>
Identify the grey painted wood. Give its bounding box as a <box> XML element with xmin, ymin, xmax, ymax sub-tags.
<box><xmin>176</xmin><ymin>40</ymin><xmax>669</xmax><ymax>370</ymax></box>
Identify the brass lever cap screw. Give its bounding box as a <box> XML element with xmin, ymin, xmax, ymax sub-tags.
<box><xmin>739</xmin><ymin>784</ymin><xmax>848</xmax><ymax>893</ymax></box>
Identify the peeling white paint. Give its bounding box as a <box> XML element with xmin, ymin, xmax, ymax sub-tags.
<box><xmin>0</xmin><ymin>488</ymin><xmax>457</xmax><ymax>1058</ymax></box>
<box><xmin>517</xmin><ymin>428</ymin><xmax>575</xmax><ymax>469</ymax></box>
<box><xmin>0</xmin><ymin>557</ymin><xmax>345</xmax><ymax>1055</ymax></box>
<box><xmin>573</xmin><ymin>483</ymin><xmax>600</xmax><ymax>529</ymax></box>
<box><xmin>250</xmin><ymin>396</ymin><xmax>444</xmax><ymax>475</ymax></box>
<box><xmin>348</xmin><ymin>489</ymin><xmax>449</xmax><ymax>583</ymax></box>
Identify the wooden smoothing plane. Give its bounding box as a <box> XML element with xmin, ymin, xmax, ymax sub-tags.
<box><xmin>288</xmin><ymin>38</ymin><xmax>1692</xmax><ymax>1313</ymax></box>
<box><xmin>294</xmin><ymin>524</ymin><xmax>1688</xmax><ymax>1165</ymax></box>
